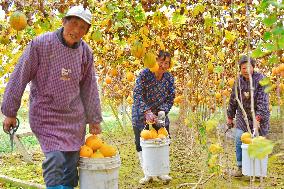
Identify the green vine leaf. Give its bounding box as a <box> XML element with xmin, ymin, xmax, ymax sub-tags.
<box><xmin>272</xmin><ymin>26</ymin><xmax>284</xmax><ymax>35</ymax></box>
<box><xmin>259</xmin><ymin>77</ymin><xmax>271</xmax><ymax>86</ymax></box>
<box><xmin>268</xmin><ymin>54</ymin><xmax>279</xmax><ymax>65</ymax></box>
<box><xmin>248</xmin><ymin>136</ymin><xmax>274</xmax><ymax>159</ymax></box>
<box><xmin>172</xmin><ymin>12</ymin><xmax>187</xmax><ymax>26</ymax></box>
<box><xmin>91</xmin><ymin>30</ymin><xmax>103</xmax><ymax>43</ymax></box>
<box><xmin>263</xmin><ymin>31</ymin><xmax>272</xmax><ymax>41</ymax></box>
<box><xmin>213</xmin><ymin>65</ymin><xmax>224</xmax><ymax>74</ymax></box>
<box><xmin>263</xmin><ymin>42</ymin><xmax>277</xmax><ymax>52</ymax></box>
<box><xmin>251</xmin><ymin>47</ymin><xmax>266</xmax><ymax>58</ymax></box>
<box><xmin>204</xmin><ymin>12</ymin><xmax>214</xmax><ymax>28</ymax></box>
<box><xmin>262</xmin><ymin>14</ymin><xmax>277</xmax><ymax>27</ymax></box>
<box><xmin>264</xmin><ymin>84</ymin><xmax>276</xmax><ymax>93</ymax></box>
<box><xmin>192</xmin><ymin>3</ymin><xmax>206</xmax><ymax>17</ymax></box>
<box><xmin>132</xmin><ymin>5</ymin><xmax>146</xmax><ymax>23</ymax></box>
<box><xmin>278</xmin><ymin>35</ymin><xmax>284</xmax><ymax>49</ymax></box>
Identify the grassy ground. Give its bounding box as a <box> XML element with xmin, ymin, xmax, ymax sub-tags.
<box><xmin>0</xmin><ymin>107</ymin><xmax>283</xmax><ymax>189</ymax></box>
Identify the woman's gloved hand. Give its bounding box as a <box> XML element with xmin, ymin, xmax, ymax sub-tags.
<box><xmin>145</xmin><ymin>110</ymin><xmax>157</xmax><ymax>124</ymax></box>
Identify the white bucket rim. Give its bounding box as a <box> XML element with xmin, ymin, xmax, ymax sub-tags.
<box><xmin>80</xmin><ymin>154</ymin><xmax>120</xmax><ymax>161</ymax></box>
<box><xmin>79</xmin><ymin>154</ymin><xmax>121</xmax><ymax>170</ymax></box>
<box><xmin>140</xmin><ymin>137</ymin><xmax>170</xmax><ymax>147</ymax></box>
<box><xmin>241</xmin><ymin>143</ymin><xmax>248</xmax><ymax>149</ymax></box>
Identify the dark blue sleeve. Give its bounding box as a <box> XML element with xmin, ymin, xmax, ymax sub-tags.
<box><xmin>158</xmin><ymin>75</ymin><xmax>175</xmax><ymax>114</ymax></box>
<box><xmin>255</xmin><ymin>74</ymin><xmax>270</xmax><ymax>119</ymax></box>
<box><xmin>133</xmin><ymin>70</ymin><xmax>150</xmax><ymax>114</ymax></box>
<box><xmin>227</xmin><ymin>80</ymin><xmax>238</xmax><ymax>119</ymax></box>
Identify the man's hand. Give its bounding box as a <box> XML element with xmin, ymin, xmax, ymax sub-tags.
<box><xmin>255</xmin><ymin>115</ymin><xmax>261</xmax><ymax>130</ymax></box>
<box><xmin>227</xmin><ymin>118</ymin><xmax>233</xmax><ymax>125</ymax></box>
<box><xmin>226</xmin><ymin>118</ymin><xmax>234</xmax><ymax>129</ymax></box>
<box><xmin>3</xmin><ymin>117</ymin><xmax>17</xmax><ymax>134</ymax></box>
<box><xmin>89</xmin><ymin>123</ymin><xmax>101</xmax><ymax>135</ymax></box>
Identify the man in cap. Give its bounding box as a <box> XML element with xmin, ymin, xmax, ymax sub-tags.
<box><xmin>227</xmin><ymin>55</ymin><xmax>270</xmax><ymax>177</ymax></box>
<box><xmin>1</xmin><ymin>5</ymin><xmax>102</xmax><ymax>189</ymax></box>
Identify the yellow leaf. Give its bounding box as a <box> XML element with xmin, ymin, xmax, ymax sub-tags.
<box><xmin>217</xmin><ymin>51</ymin><xmax>225</xmax><ymax>61</ymax></box>
<box><xmin>139</xmin><ymin>26</ymin><xmax>149</xmax><ymax>36</ymax></box>
<box><xmin>133</xmin><ymin>59</ymin><xmax>140</xmax><ymax>65</ymax></box>
<box><xmin>225</xmin><ymin>30</ymin><xmax>237</xmax><ymax>43</ymax></box>
<box><xmin>204</xmin><ymin>46</ymin><xmax>213</xmax><ymax>50</ymax></box>
<box><xmin>159</xmin><ymin>43</ymin><xmax>165</xmax><ymax>50</ymax></box>
<box><xmin>169</xmin><ymin>32</ymin><xmax>177</xmax><ymax>40</ymax></box>
<box><xmin>116</xmin><ymin>49</ymin><xmax>123</xmax><ymax>58</ymax></box>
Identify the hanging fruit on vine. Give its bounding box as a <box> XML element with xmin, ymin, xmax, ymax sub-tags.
<box><xmin>9</xmin><ymin>11</ymin><xmax>27</xmax><ymax>31</ymax></box>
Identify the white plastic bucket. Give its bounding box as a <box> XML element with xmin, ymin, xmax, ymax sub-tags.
<box><xmin>241</xmin><ymin>144</ymin><xmax>268</xmax><ymax>177</ymax></box>
<box><xmin>140</xmin><ymin>137</ymin><xmax>170</xmax><ymax>176</ymax></box>
<box><xmin>78</xmin><ymin>154</ymin><xmax>121</xmax><ymax>189</ymax></box>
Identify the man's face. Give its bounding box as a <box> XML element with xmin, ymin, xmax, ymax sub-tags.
<box><xmin>62</xmin><ymin>17</ymin><xmax>89</xmax><ymax>46</ymax></box>
<box><xmin>240</xmin><ymin>62</ymin><xmax>254</xmax><ymax>80</ymax></box>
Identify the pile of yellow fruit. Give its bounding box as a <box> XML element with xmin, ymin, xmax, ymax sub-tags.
<box><xmin>80</xmin><ymin>134</ymin><xmax>117</xmax><ymax>158</ymax></box>
<box><xmin>241</xmin><ymin>132</ymin><xmax>252</xmax><ymax>144</ymax></box>
<box><xmin>140</xmin><ymin>127</ymin><xmax>169</xmax><ymax>140</ymax></box>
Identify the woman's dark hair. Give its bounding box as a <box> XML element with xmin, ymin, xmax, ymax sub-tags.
<box><xmin>239</xmin><ymin>55</ymin><xmax>256</xmax><ymax>69</ymax></box>
<box><xmin>158</xmin><ymin>50</ymin><xmax>171</xmax><ymax>59</ymax></box>
<box><xmin>158</xmin><ymin>50</ymin><xmax>174</xmax><ymax>68</ymax></box>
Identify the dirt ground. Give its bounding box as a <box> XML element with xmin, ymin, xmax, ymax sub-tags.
<box><xmin>0</xmin><ymin>119</ymin><xmax>283</xmax><ymax>189</ymax></box>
